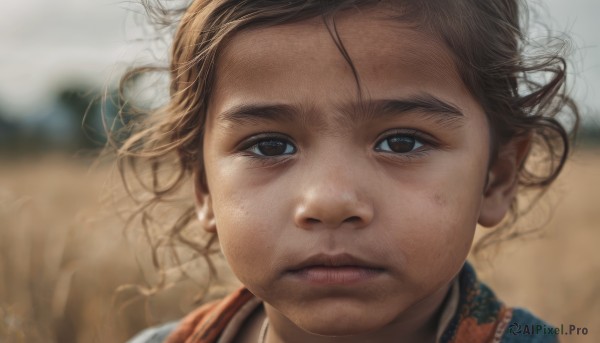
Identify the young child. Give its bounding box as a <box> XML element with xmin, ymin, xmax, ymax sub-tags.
<box><xmin>123</xmin><ymin>0</ymin><xmax>578</xmax><ymax>342</ymax></box>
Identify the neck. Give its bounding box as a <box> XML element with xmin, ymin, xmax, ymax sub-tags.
<box><xmin>263</xmin><ymin>282</ymin><xmax>453</xmax><ymax>343</ymax></box>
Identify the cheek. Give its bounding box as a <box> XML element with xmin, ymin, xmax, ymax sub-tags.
<box><xmin>396</xmin><ymin>190</ymin><xmax>478</xmax><ymax>257</ymax></box>
<box><xmin>381</xmin><ymin>190</ymin><xmax>477</xmax><ymax>290</ymax></box>
<box><xmin>202</xmin><ymin>145</ymin><xmax>279</xmax><ymax>277</ymax></box>
<box><xmin>209</xmin><ymin>181</ymin><xmax>285</xmax><ymax>284</ymax></box>
<box><xmin>383</xmin><ymin>155</ymin><xmax>486</xmax><ymax>280</ymax></box>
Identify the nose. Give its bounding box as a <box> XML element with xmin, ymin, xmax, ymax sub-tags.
<box><xmin>293</xmin><ymin>165</ymin><xmax>374</xmax><ymax>231</ymax></box>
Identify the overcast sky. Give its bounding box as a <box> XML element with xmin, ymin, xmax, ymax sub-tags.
<box><xmin>0</xmin><ymin>0</ymin><xmax>598</xmax><ymax>121</ymax></box>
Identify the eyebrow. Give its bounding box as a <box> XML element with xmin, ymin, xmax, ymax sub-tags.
<box><xmin>216</xmin><ymin>94</ymin><xmax>465</xmax><ymax>128</ymax></box>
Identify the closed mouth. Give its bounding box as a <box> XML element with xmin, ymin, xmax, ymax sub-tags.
<box><xmin>286</xmin><ymin>253</ymin><xmax>385</xmax><ymax>284</ymax></box>
<box><xmin>288</xmin><ymin>252</ymin><xmax>385</xmax><ymax>271</ymax></box>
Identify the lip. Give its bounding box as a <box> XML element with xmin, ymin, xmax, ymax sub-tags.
<box><xmin>286</xmin><ymin>253</ymin><xmax>385</xmax><ymax>285</ymax></box>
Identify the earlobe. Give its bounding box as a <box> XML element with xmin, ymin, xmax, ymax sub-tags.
<box><xmin>194</xmin><ymin>171</ymin><xmax>217</xmax><ymax>233</ymax></box>
<box><xmin>196</xmin><ymin>193</ymin><xmax>217</xmax><ymax>233</ymax></box>
<box><xmin>478</xmin><ymin>135</ymin><xmax>531</xmax><ymax>227</ymax></box>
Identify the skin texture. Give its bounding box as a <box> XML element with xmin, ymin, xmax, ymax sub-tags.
<box><xmin>195</xmin><ymin>6</ymin><xmax>527</xmax><ymax>343</ymax></box>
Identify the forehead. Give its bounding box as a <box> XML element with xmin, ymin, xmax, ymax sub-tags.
<box><xmin>208</xmin><ymin>6</ymin><xmax>478</xmax><ymax>128</ymax></box>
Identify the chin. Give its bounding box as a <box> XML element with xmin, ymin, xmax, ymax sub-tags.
<box><xmin>302</xmin><ymin>321</ymin><xmax>381</xmax><ymax>337</ymax></box>
<box><xmin>307</xmin><ymin>325</ymin><xmax>375</xmax><ymax>337</ymax></box>
<box><xmin>295</xmin><ymin>310</ymin><xmax>386</xmax><ymax>337</ymax></box>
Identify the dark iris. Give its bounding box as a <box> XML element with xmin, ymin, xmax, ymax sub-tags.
<box><xmin>387</xmin><ymin>136</ymin><xmax>416</xmax><ymax>153</ymax></box>
<box><xmin>257</xmin><ymin>140</ymin><xmax>287</xmax><ymax>156</ymax></box>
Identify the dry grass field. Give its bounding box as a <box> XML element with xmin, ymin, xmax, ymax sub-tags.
<box><xmin>0</xmin><ymin>149</ymin><xmax>599</xmax><ymax>343</ymax></box>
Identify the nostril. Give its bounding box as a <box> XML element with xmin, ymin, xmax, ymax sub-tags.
<box><xmin>305</xmin><ymin>216</ymin><xmax>361</xmax><ymax>226</ymax></box>
<box><xmin>344</xmin><ymin>216</ymin><xmax>361</xmax><ymax>223</ymax></box>
<box><xmin>306</xmin><ymin>218</ymin><xmax>320</xmax><ymax>224</ymax></box>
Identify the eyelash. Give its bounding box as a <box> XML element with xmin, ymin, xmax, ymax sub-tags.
<box><xmin>238</xmin><ymin>130</ymin><xmax>433</xmax><ymax>165</ymax></box>
<box><xmin>237</xmin><ymin>133</ymin><xmax>295</xmax><ymax>167</ymax></box>
<box><xmin>373</xmin><ymin>129</ymin><xmax>427</xmax><ymax>155</ymax></box>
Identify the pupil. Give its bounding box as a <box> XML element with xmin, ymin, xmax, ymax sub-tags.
<box><xmin>389</xmin><ymin>136</ymin><xmax>415</xmax><ymax>153</ymax></box>
<box><xmin>258</xmin><ymin>140</ymin><xmax>286</xmax><ymax>156</ymax></box>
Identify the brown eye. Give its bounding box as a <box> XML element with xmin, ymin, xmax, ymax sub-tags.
<box><xmin>376</xmin><ymin>135</ymin><xmax>423</xmax><ymax>153</ymax></box>
<box><xmin>249</xmin><ymin>138</ymin><xmax>296</xmax><ymax>157</ymax></box>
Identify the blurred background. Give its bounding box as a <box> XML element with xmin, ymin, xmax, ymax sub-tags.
<box><xmin>0</xmin><ymin>0</ymin><xmax>599</xmax><ymax>342</ymax></box>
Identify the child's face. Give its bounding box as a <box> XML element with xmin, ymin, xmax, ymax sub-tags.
<box><xmin>200</xmin><ymin>8</ymin><xmax>499</xmax><ymax>336</ymax></box>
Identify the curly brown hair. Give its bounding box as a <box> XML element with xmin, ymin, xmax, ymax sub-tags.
<box><xmin>113</xmin><ymin>0</ymin><xmax>579</xmax><ymax>295</ymax></box>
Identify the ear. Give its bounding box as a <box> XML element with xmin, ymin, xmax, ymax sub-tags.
<box><xmin>194</xmin><ymin>170</ymin><xmax>217</xmax><ymax>233</ymax></box>
<box><xmin>478</xmin><ymin>134</ymin><xmax>531</xmax><ymax>227</ymax></box>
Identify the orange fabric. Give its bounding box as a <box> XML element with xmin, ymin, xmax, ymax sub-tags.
<box><xmin>451</xmin><ymin>307</ymin><xmax>513</xmax><ymax>343</ymax></box>
<box><xmin>166</xmin><ymin>288</ymin><xmax>254</xmax><ymax>343</ymax></box>
<box><xmin>453</xmin><ymin>318</ymin><xmax>495</xmax><ymax>343</ymax></box>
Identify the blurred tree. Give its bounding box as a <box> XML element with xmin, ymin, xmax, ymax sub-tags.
<box><xmin>56</xmin><ymin>85</ymin><xmax>104</xmax><ymax>151</ymax></box>
<box><xmin>0</xmin><ymin>84</ymin><xmax>128</xmax><ymax>157</ymax></box>
<box><xmin>578</xmin><ymin>120</ymin><xmax>600</xmax><ymax>146</ymax></box>
<box><xmin>0</xmin><ymin>114</ymin><xmax>19</xmax><ymax>151</ymax></box>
